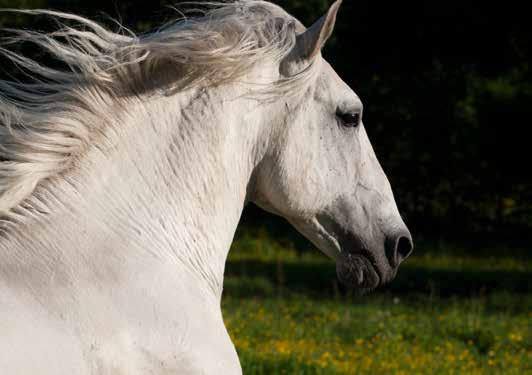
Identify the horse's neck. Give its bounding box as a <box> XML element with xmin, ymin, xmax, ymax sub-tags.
<box><xmin>0</xmin><ymin>86</ymin><xmax>263</xmax><ymax>303</ymax></box>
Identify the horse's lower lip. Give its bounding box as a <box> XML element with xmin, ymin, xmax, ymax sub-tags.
<box><xmin>336</xmin><ymin>253</ymin><xmax>381</xmax><ymax>289</ymax></box>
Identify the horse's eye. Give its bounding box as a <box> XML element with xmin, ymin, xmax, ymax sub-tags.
<box><xmin>337</xmin><ymin>110</ymin><xmax>361</xmax><ymax>128</ymax></box>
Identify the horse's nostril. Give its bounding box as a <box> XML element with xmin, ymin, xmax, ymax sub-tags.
<box><xmin>395</xmin><ymin>235</ymin><xmax>413</xmax><ymax>263</ymax></box>
<box><xmin>386</xmin><ymin>232</ymin><xmax>413</xmax><ymax>268</ymax></box>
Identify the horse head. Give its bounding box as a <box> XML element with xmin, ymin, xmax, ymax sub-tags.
<box><xmin>252</xmin><ymin>0</ymin><xmax>413</xmax><ymax>290</ymax></box>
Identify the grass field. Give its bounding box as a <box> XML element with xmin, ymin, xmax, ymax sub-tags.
<box><xmin>222</xmin><ymin>231</ymin><xmax>531</xmax><ymax>374</ymax></box>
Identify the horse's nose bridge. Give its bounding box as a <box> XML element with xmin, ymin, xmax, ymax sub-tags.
<box><xmin>355</xmin><ymin>175</ymin><xmax>409</xmax><ymax>243</ymax></box>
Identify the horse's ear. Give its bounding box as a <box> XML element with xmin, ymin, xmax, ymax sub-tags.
<box><xmin>295</xmin><ymin>0</ymin><xmax>342</xmax><ymax>60</ymax></box>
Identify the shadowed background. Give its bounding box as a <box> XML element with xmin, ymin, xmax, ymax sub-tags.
<box><xmin>1</xmin><ymin>0</ymin><xmax>530</xmax><ymax>373</ymax></box>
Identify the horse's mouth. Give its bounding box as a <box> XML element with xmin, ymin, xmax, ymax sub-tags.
<box><xmin>336</xmin><ymin>251</ymin><xmax>381</xmax><ymax>289</ymax></box>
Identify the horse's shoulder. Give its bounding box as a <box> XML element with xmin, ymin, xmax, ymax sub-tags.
<box><xmin>0</xmin><ymin>289</ymin><xmax>89</xmax><ymax>374</ymax></box>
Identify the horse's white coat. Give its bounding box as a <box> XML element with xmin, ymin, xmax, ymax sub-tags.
<box><xmin>0</xmin><ymin>1</ymin><xmax>412</xmax><ymax>374</ymax></box>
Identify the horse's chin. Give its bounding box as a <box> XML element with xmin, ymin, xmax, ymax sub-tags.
<box><xmin>336</xmin><ymin>253</ymin><xmax>381</xmax><ymax>289</ymax></box>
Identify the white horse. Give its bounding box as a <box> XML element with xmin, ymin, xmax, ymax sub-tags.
<box><xmin>0</xmin><ymin>1</ymin><xmax>412</xmax><ymax>373</ymax></box>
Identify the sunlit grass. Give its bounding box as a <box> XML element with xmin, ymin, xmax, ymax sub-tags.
<box><xmin>222</xmin><ymin>233</ymin><xmax>531</xmax><ymax>374</ymax></box>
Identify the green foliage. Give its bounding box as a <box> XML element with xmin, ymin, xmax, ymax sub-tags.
<box><xmin>0</xmin><ymin>0</ymin><xmax>45</xmax><ymax>27</ymax></box>
<box><xmin>0</xmin><ymin>0</ymin><xmax>530</xmax><ymax>235</ymax></box>
<box><xmin>222</xmin><ymin>235</ymin><xmax>532</xmax><ymax>374</ymax></box>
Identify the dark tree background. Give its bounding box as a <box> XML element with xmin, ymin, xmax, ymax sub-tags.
<box><xmin>1</xmin><ymin>0</ymin><xmax>530</xmax><ymax>241</ymax></box>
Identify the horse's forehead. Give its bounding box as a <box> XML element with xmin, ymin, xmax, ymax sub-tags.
<box><xmin>315</xmin><ymin>60</ymin><xmax>361</xmax><ymax>105</ymax></box>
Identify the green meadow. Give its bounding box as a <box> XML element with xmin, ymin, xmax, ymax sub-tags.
<box><xmin>222</xmin><ymin>232</ymin><xmax>531</xmax><ymax>374</ymax></box>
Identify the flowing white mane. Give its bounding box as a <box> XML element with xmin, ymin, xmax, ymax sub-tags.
<box><xmin>0</xmin><ymin>1</ymin><xmax>310</xmax><ymax>214</ymax></box>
